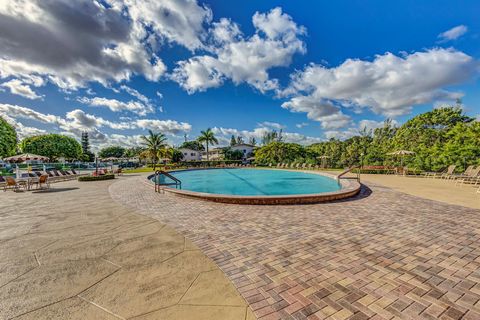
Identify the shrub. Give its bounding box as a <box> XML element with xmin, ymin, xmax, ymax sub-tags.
<box><xmin>78</xmin><ymin>174</ymin><xmax>115</xmax><ymax>182</ymax></box>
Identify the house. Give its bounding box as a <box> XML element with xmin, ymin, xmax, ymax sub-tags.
<box><xmin>201</xmin><ymin>147</ymin><xmax>224</xmax><ymax>160</ymax></box>
<box><xmin>178</xmin><ymin>148</ymin><xmax>202</xmax><ymax>161</ymax></box>
<box><xmin>230</xmin><ymin>144</ymin><xmax>255</xmax><ymax>160</ymax></box>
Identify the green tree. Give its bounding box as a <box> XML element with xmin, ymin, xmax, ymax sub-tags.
<box><xmin>170</xmin><ymin>149</ymin><xmax>184</xmax><ymax>163</ymax></box>
<box><xmin>230</xmin><ymin>135</ymin><xmax>236</xmax><ymax>146</ymax></box>
<box><xmin>99</xmin><ymin>146</ymin><xmax>126</xmax><ymax>159</ymax></box>
<box><xmin>180</xmin><ymin>140</ymin><xmax>205</xmax><ymax>151</ymax></box>
<box><xmin>124</xmin><ymin>147</ymin><xmax>145</xmax><ymax>158</ymax></box>
<box><xmin>249</xmin><ymin>137</ymin><xmax>257</xmax><ymax>146</ymax></box>
<box><xmin>255</xmin><ymin>142</ymin><xmax>308</xmax><ymax>165</ymax></box>
<box><xmin>81</xmin><ymin>132</ymin><xmax>95</xmax><ymax>162</ymax></box>
<box><xmin>141</xmin><ymin>130</ymin><xmax>167</xmax><ymax>169</ymax></box>
<box><xmin>197</xmin><ymin>128</ymin><xmax>218</xmax><ymax>161</ymax></box>
<box><xmin>261</xmin><ymin>129</ymin><xmax>283</xmax><ymax>145</ymax></box>
<box><xmin>20</xmin><ymin>134</ymin><xmax>82</xmax><ymax>161</ymax></box>
<box><xmin>224</xmin><ymin>149</ymin><xmax>243</xmax><ymax>160</ymax></box>
<box><xmin>0</xmin><ymin>117</ymin><xmax>17</xmax><ymax>158</ymax></box>
<box><xmin>236</xmin><ymin>136</ymin><xmax>244</xmax><ymax>144</ymax></box>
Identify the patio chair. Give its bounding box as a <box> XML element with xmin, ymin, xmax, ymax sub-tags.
<box><xmin>447</xmin><ymin>165</ymin><xmax>475</xmax><ymax>180</ymax></box>
<box><xmin>36</xmin><ymin>175</ymin><xmax>50</xmax><ymax>189</ymax></box>
<box><xmin>426</xmin><ymin>165</ymin><xmax>456</xmax><ymax>179</ymax></box>
<box><xmin>4</xmin><ymin>176</ymin><xmax>27</xmax><ymax>192</ymax></box>
<box><xmin>0</xmin><ymin>176</ymin><xmax>5</xmax><ymax>189</ymax></box>
<box><xmin>455</xmin><ymin>166</ymin><xmax>480</xmax><ymax>186</ymax></box>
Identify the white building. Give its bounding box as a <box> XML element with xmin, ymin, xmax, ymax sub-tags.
<box><xmin>178</xmin><ymin>148</ymin><xmax>202</xmax><ymax>161</ymax></box>
<box><xmin>201</xmin><ymin>148</ymin><xmax>224</xmax><ymax>160</ymax></box>
<box><xmin>230</xmin><ymin>144</ymin><xmax>255</xmax><ymax>160</ymax></box>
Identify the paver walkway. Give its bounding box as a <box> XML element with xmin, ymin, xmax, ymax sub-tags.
<box><xmin>111</xmin><ymin>174</ymin><xmax>480</xmax><ymax>320</ymax></box>
<box><xmin>0</xmin><ymin>178</ymin><xmax>252</xmax><ymax>320</ymax></box>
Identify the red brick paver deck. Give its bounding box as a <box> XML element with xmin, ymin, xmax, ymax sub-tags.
<box><xmin>111</xmin><ymin>175</ymin><xmax>480</xmax><ymax>320</ymax></box>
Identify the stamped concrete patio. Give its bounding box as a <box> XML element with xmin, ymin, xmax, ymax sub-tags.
<box><xmin>110</xmin><ymin>174</ymin><xmax>480</xmax><ymax>320</ymax></box>
<box><xmin>0</xmin><ymin>177</ymin><xmax>252</xmax><ymax>320</ymax></box>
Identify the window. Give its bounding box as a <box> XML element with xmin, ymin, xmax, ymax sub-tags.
<box><xmin>243</xmin><ymin>149</ymin><xmax>246</xmax><ymax>153</ymax></box>
<box><xmin>183</xmin><ymin>153</ymin><xmax>187</xmax><ymax>156</ymax></box>
<box><xmin>191</xmin><ymin>153</ymin><xmax>195</xmax><ymax>156</ymax></box>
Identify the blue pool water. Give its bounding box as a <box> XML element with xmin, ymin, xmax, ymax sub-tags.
<box><xmin>153</xmin><ymin>169</ymin><xmax>341</xmax><ymax>196</ymax></box>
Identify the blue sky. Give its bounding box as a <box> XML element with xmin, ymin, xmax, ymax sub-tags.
<box><xmin>0</xmin><ymin>0</ymin><xmax>478</xmax><ymax>150</ymax></box>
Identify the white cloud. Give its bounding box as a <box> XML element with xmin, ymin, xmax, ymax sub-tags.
<box><xmin>281</xmin><ymin>96</ymin><xmax>352</xmax><ymax>129</ymax></box>
<box><xmin>78</xmin><ymin>96</ymin><xmax>153</xmax><ymax>116</ymax></box>
<box><xmin>296</xmin><ymin>122</ymin><xmax>309</xmax><ymax>128</ymax></box>
<box><xmin>324</xmin><ymin>119</ymin><xmax>399</xmax><ymax>140</ymax></box>
<box><xmin>135</xmin><ymin>119</ymin><xmax>191</xmax><ymax>134</ymax></box>
<box><xmin>114</xmin><ymin>0</ymin><xmax>212</xmax><ymax>51</ymax></box>
<box><xmin>212</xmin><ymin>125</ymin><xmax>322</xmax><ymax>146</ymax></box>
<box><xmin>171</xmin><ymin>7</ymin><xmax>306</xmax><ymax>93</ymax></box>
<box><xmin>438</xmin><ymin>25</ymin><xmax>468</xmax><ymax>42</ymax></box>
<box><xmin>1</xmin><ymin>79</ymin><xmax>43</xmax><ymax>100</ymax></box>
<box><xmin>0</xmin><ymin>0</ymin><xmax>214</xmax><ymax>90</ymax></box>
<box><xmin>282</xmin><ymin>48</ymin><xmax>477</xmax><ymax>128</ymax></box>
<box><xmin>257</xmin><ymin>121</ymin><xmax>285</xmax><ymax>130</ymax></box>
<box><xmin>0</xmin><ymin>103</ymin><xmax>192</xmax><ymax>148</ymax></box>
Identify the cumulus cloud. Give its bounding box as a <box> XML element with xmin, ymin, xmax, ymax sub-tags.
<box><xmin>171</xmin><ymin>7</ymin><xmax>306</xmax><ymax>93</ymax></box>
<box><xmin>1</xmin><ymin>79</ymin><xmax>44</xmax><ymax>100</ymax></box>
<box><xmin>212</xmin><ymin>125</ymin><xmax>322</xmax><ymax>146</ymax></box>
<box><xmin>281</xmin><ymin>48</ymin><xmax>477</xmax><ymax>129</ymax></box>
<box><xmin>0</xmin><ymin>103</ymin><xmax>192</xmax><ymax>149</ymax></box>
<box><xmin>257</xmin><ymin>121</ymin><xmax>286</xmax><ymax>130</ymax></box>
<box><xmin>0</xmin><ymin>0</ymin><xmax>214</xmax><ymax>91</ymax></box>
<box><xmin>438</xmin><ymin>25</ymin><xmax>468</xmax><ymax>42</ymax></box>
<box><xmin>324</xmin><ymin>119</ymin><xmax>399</xmax><ymax>140</ymax></box>
<box><xmin>78</xmin><ymin>96</ymin><xmax>153</xmax><ymax>116</ymax></box>
<box><xmin>135</xmin><ymin>119</ymin><xmax>192</xmax><ymax>134</ymax></box>
<box><xmin>296</xmin><ymin>122</ymin><xmax>309</xmax><ymax>128</ymax></box>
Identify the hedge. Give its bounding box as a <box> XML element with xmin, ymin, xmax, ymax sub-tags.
<box><xmin>78</xmin><ymin>174</ymin><xmax>115</xmax><ymax>182</ymax></box>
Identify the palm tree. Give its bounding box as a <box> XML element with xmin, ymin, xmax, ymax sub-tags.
<box><xmin>197</xmin><ymin>128</ymin><xmax>218</xmax><ymax>161</ymax></box>
<box><xmin>140</xmin><ymin>130</ymin><xmax>167</xmax><ymax>169</ymax></box>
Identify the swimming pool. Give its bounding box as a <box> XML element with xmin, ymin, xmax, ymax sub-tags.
<box><xmin>159</xmin><ymin>168</ymin><xmax>341</xmax><ymax>196</ymax></box>
<box><xmin>150</xmin><ymin>168</ymin><xmax>361</xmax><ymax>204</ymax></box>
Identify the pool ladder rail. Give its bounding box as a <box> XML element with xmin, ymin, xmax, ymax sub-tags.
<box><xmin>336</xmin><ymin>165</ymin><xmax>361</xmax><ymax>183</ymax></box>
<box><xmin>154</xmin><ymin>170</ymin><xmax>182</xmax><ymax>193</ymax></box>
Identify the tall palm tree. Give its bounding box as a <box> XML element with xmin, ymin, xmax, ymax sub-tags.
<box><xmin>140</xmin><ymin>130</ymin><xmax>167</xmax><ymax>169</ymax></box>
<box><xmin>197</xmin><ymin>128</ymin><xmax>218</xmax><ymax>161</ymax></box>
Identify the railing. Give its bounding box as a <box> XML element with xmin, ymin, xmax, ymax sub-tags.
<box><xmin>337</xmin><ymin>165</ymin><xmax>361</xmax><ymax>182</ymax></box>
<box><xmin>153</xmin><ymin>170</ymin><xmax>182</xmax><ymax>192</ymax></box>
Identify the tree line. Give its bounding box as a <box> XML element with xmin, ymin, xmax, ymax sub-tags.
<box><xmin>1</xmin><ymin>106</ymin><xmax>479</xmax><ymax>172</ymax></box>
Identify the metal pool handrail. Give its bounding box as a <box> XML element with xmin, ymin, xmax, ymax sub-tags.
<box><xmin>337</xmin><ymin>165</ymin><xmax>361</xmax><ymax>182</ymax></box>
<box><xmin>154</xmin><ymin>170</ymin><xmax>182</xmax><ymax>192</ymax></box>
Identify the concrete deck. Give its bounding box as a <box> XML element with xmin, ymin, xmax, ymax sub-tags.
<box><xmin>359</xmin><ymin>174</ymin><xmax>480</xmax><ymax>210</ymax></box>
<box><xmin>0</xmin><ymin>177</ymin><xmax>252</xmax><ymax>320</ymax></box>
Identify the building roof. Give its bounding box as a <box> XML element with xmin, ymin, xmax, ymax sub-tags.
<box><xmin>178</xmin><ymin>148</ymin><xmax>200</xmax><ymax>152</ymax></box>
<box><xmin>231</xmin><ymin>143</ymin><xmax>255</xmax><ymax>148</ymax></box>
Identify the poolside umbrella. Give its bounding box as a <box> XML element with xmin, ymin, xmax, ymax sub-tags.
<box><xmin>387</xmin><ymin>150</ymin><xmax>415</xmax><ymax>167</ymax></box>
<box><xmin>4</xmin><ymin>153</ymin><xmax>49</xmax><ymax>163</ymax></box>
<box><xmin>247</xmin><ymin>157</ymin><xmax>255</xmax><ymax>161</ymax></box>
<box><xmin>317</xmin><ymin>155</ymin><xmax>330</xmax><ymax>168</ymax></box>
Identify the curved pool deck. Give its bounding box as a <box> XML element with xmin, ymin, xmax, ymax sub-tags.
<box><xmin>150</xmin><ymin>168</ymin><xmax>361</xmax><ymax>205</ymax></box>
<box><xmin>113</xmin><ymin>173</ymin><xmax>480</xmax><ymax>320</ymax></box>
<box><xmin>0</xmin><ymin>177</ymin><xmax>253</xmax><ymax>320</ymax></box>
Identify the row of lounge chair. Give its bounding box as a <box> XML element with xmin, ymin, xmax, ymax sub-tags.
<box><xmin>272</xmin><ymin>163</ymin><xmax>318</xmax><ymax>170</ymax></box>
<box><xmin>424</xmin><ymin>165</ymin><xmax>480</xmax><ymax>184</ymax></box>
